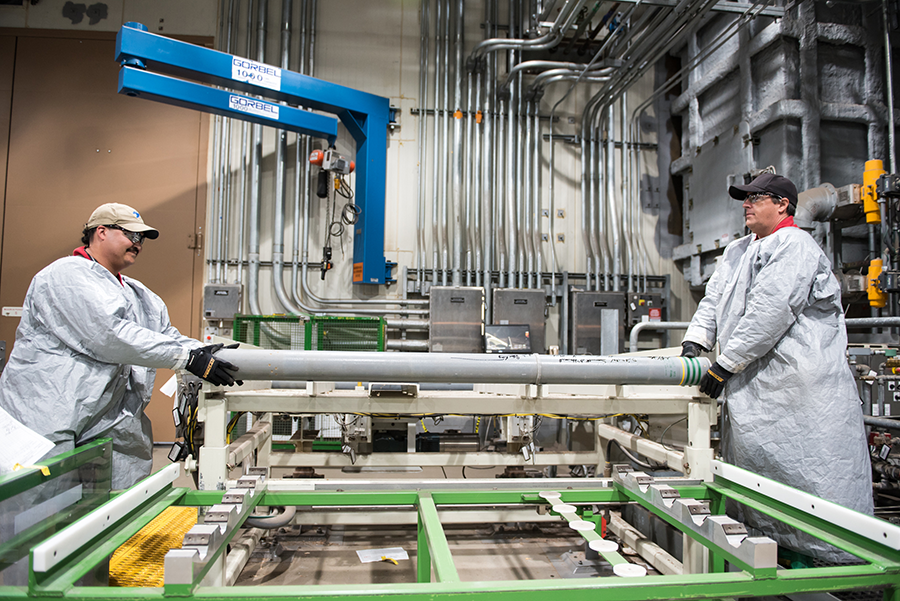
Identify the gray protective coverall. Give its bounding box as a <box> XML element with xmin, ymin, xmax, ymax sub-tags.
<box><xmin>0</xmin><ymin>255</ymin><xmax>199</xmax><ymax>489</ymax></box>
<box><xmin>684</xmin><ymin>226</ymin><xmax>873</xmax><ymax>562</ymax></box>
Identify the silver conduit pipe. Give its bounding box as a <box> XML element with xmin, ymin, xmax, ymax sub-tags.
<box><xmin>464</xmin><ymin>70</ymin><xmax>475</xmax><ymax>286</ymax></box>
<box><xmin>532</xmin><ymin>101</ymin><xmax>542</xmax><ymax>290</ymax></box>
<box><xmin>503</xmin><ymin>60</ymin><xmax>611</xmax><ymax>90</ymax></box>
<box><xmin>885</xmin><ymin>0</ymin><xmax>896</xmax><ymax>174</ymax></box>
<box><xmin>289</xmin><ymin>1</ymin><xmax>426</xmax><ymax>316</ymax></box>
<box><xmin>605</xmin><ymin>105</ymin><xmax>621</xmax><ymax>291</ymax></box>
<box><xmin>530</xmin><ymin>67</ymin><xmax>613</xmax><ymax>90</ymax></box>
<box><xmin>594</xmin><ymin>115</ymin><xmax>607</xmax><ymax>290</ymax></box>
<box><xmin>506</xmin><ymin>2</ymin><xmax>519</xmax><ymax>288</ymax></box>
<box><xmin>581</xmin><ymin>119</ymin><xmax>598</xmax><ymax>290</ymax></box>
<box><xmin>271</xmin><ymin>0</ymin><xmax>303</xmax><ymax>315</ymax></box>
<box><xmin>451</xmin><ymin>0</ymin><xmax>464</xmax><ymax>286</ymax></box>
<box><xmin>247</xmin><ymin>0</ymin><xmax>267</xmax><ymax>315</ymax></box>
<box><xmin>417</xmin><ymin>0</ymin><xmax>430</xmax><ymax>288</ymax></box>
<box><xmin>217</xmin><ymin>348</ymin><xmax>710</xmax><ymax>385</ymax></box>
<box><xmin>235</xmin><ymin>0</ymin><xmax>253</xmax><ymax>286</ymax></box>
<box><xmin>289</xmin><ymin>0</ymin><xmax>308</xmax><ymax>309</ymax></box>
<box><xmin>468</xmin><ymin>0</ymin><xmax>585</xmax><ymax>61</ymax></box>
<box><xmin>440</xmin><ymin>0</ymin><xmax>450</xmax><ymax>285</ymax></box>
<box><xmin>472</xmin><ymin>69</ymin><xmax>483</xmax><ymax>287</ymax></box>
<box><xmin>621</xmin><ymin>94</ymin><xmax>635</xmax><ymax>292</ymax></box>
<box><xmin>385</xmin><ymin>318</ymin><xmax>430</xmax><ymax>330</ymax></box>
<box><xmin>523</xmin><ymin>95</ymin><xmax>534</xmax><ymax>288</ymax></box>
<box><xmin>387</xmin><ymin>339</ymin><xmax>429</xmax><ymax>351</ymax></box>
<box><xmin>628</xmin><ymin>321</ymin><xmax>691</xmax><ymax>353</ymax></box>
<box><xmin>209</xmin><ymin>111</ymin><xmax>222</xmax><ymax>283</ymax></box>
<box><xmin>481</xmin><ymin>0</ymin><xmax>495</xmax><ymax>319</ymax></box>
<box><xmin>218</xmin><ymin>0</ymin><xmax>236</xmax><ymax>283</ymax></box>
<box><xmin>430</xmin><ymin>0</ymin><xmax>442</xmax><ymax>283</ymax></box>
<box><xmin>575</xmin><ymin>7</ymin><xmax>641</xmax><ymax>290</ymax></box>
<box><xmin>291</xmin><ymin>0</ymin><xmax>311</xmax><ymax>310</ymax></box>
<box><xmin>497</xmin><ymin>95</ymin><xmax>508</xmax><ymax>288</ymax></box>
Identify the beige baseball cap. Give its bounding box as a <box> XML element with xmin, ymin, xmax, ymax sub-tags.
<box><xmin>85</xmin><ymin>203</ymin><xmax>159</xmax><ymax>239</ymax></box>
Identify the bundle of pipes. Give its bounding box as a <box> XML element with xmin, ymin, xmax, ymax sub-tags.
<box><xmin>204</xmin><ymin>0</ymin><xmax>775</xmax><ymax>321</ymax></box>
<box><xmin>210</xmin><ymin>0</ymin><xmax>428</xmax><ymax>317</ymax></box>
<box><xmin>216</xmin><ymin>348</ymin><xmax>709</xmax><ymax>386</ymax></box>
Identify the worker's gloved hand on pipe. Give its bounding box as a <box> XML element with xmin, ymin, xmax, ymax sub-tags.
<box><xmin>680</xmin><ymin>341</ymin><xmax>706</xmax><ymax>358</ymax></box>
<box><xmin>699</xmin><ymin>361</ymin><xmax>733</xmax><ymax>399</ymax></box>
<box><xmin>186</xmin><ymin>343</ymin><xmax>242</xmax><ymax>386</ymax></box>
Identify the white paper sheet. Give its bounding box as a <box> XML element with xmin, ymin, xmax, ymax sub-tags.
<box><xmin>356</xmin><ymin>547</ymin><xmax>409</xmax><ymax>563</ymax></box>
<box><xmin>0</xmin><ymin>405</ymin><xmax>55</xmax><ymax>474</ymax></box>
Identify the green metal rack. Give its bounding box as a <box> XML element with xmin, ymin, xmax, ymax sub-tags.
<box><xmin>2</xmin><ymin>447</ymin><xmax>900</xmax><ymax>601</ymax></box>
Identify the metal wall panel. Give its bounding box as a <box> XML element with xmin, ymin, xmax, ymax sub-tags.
<box><xmin>429</xmin><ymin>287</ymin><xmax>484</xmax><ymax>353</ymax></box>
<box><xmin>492</xmin><ymin>288</ymin><xmax>546</xmax><ymax>353</ymax></box>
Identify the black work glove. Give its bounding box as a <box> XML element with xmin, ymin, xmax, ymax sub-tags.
<box><xmin>681</xmin><ymin>341</ymin><xmax>705</xmax><ymax>358</ymax></box>
<box><xmin>186</xmin><ymin>343</ymin><xmax>242</xmax><ymax>387</ymax></box>
<box><xmin>698</xmin><ymin>361</ymin><xmax>733</xmax><ymax>399</ymax></box>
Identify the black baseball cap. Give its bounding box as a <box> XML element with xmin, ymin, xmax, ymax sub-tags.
<box><xmin>728</xmin><ymin>173</ymin><xmax>798</xmax><ymax>207</ymax></box>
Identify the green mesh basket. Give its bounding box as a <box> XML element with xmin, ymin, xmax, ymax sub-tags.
<box><xmin>305</xmin><ymin>316</ymin><xmax>385</xmax><ymax>352</ymax></box>
<box><xmin>233</xmin><ymin>314</ymin><xmax>384</xmax><ymax>352</ymax></box>
<box><xmin>233</xmin><ymin>315</ymin><xmax>306</xmax><ymax>350</ymax></box>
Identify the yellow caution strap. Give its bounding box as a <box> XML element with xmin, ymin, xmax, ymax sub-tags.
<box><xmin>13</xmin><ymin>463</ymin><xmax>50</xmax><ymax>476</ymax></box>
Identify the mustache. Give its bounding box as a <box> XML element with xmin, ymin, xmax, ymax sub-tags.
<box><xmin>127</xmin><ymin>246</ymin><xmax>140</xmax><ymax>254</ymax></box>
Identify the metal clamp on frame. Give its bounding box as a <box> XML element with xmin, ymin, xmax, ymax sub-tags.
<box><xmin>611</xmin><ymin>465</ymin><xmax>777</xmax><ymax>573</ymax></box>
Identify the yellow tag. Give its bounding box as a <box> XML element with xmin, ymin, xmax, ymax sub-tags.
<box><xmin>13</xmin><ymin>463</ymin><xmax>50</xmax><ymax>476</ymax></box>
<box><xmin>380</xmin><ymin>556</ymin><xmax>398</xmax><ymax>565</ymax></box>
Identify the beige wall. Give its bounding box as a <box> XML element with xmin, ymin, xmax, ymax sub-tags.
<box><xmin>0</xmin><ymin>30</ymin><xmax>209</xmax><ymax>442</ymax></box>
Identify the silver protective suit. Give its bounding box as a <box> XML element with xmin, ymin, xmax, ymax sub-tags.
<box><xmin>0</xmin><ymin>255</ymin><xmax>199</xmax><ymax>489</ymax></box>
<box><xmin>684</xmin><ymin>226</ymin><xmax>873</xmax><ymax>562</ymax></box>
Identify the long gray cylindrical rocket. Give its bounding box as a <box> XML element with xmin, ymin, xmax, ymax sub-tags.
<box><xmin>215</xmin><ymin>350</ymin><xmax>708</xmax><ymax>386</ymax></box>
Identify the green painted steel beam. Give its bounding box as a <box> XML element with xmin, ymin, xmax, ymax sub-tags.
<box><xmin>0</xmin><ymin>439</ymin><xmax>111</xmax><ymax>502</ymax></box>
<box><xmin>416</xmin><ymin>511</ymin><xmax>430</xmax><ymax>584</ymax></box>
<box><xmin>707</xmin><ymin>480</ymin><xmax>900</xmax><ymax>569</ymax></box>
<box><xmin>27</xmin><ymin>487</ymin><xmax>185</xmax><ymax>595</ymax></box>
<box><xmin>417</xmin><ymin>493</ymin><xmax>459</xmax><ymax>583</ymax></box>
<box><xmin>51</xmin><ymin>565</ymin><xmax>900</xmax><ymax>601</ymax></box>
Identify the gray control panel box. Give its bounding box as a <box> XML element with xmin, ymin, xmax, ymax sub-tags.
<box><xmin>204</xmin><ymin>284</ymin><xmax>242</xmax><ymax>320</ymax></box>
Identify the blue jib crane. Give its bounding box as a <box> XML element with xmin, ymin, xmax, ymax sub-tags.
<box><xmin>116</xmin><ymin>22</ymin><xmax>397</xmax><ymax>285</ymax></box>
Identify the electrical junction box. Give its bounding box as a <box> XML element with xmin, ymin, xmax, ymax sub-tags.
<box><xmin>203</xmin><ymin>284</ymin><xmax>242</xmax><ymax>320</ymax></box>
<box><xmin>429</xmin><ymin>286</ymin><xmax>484</xmax><ymax>353</ymax></box>
<box><xmin>627</xmin><ymin>293</ymin><xmax>665</xmax><ymax>327</ymax></box>
<box><xmin>492</xmin><ymin>288</ymin><xmax>546</xmax><ymax>353</ymax></box>
<box><xmin>570</xmin><ymin>290</ymin><xmax>626</xmax><ymax>355</ymax></box>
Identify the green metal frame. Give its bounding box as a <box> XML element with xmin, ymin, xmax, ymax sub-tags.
<box><xmin>1</xmin><ymin>457</ymin><xmax>899</xmax><ymax>601</ymax></box>
<box><xmin>0</xmin><ymin>439</ymin><xmax>112</xmax><ymax>580</ymax></box>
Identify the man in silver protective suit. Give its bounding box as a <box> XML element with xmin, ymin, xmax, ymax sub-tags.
<box><xmin>681</xmin><ymin>173</ymin><xmax>873</xmax><ymax>563</ymax></box>
<box><xmin>0</xmin><ymin>203</ymin><xmax>241</xmax><ymax>489</ymax></box>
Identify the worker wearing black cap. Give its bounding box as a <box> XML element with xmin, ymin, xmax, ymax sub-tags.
<box><xmin>680</xmin><ymin>172</ymin><xmax>872</xmax><ymax>563</ymax></box>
